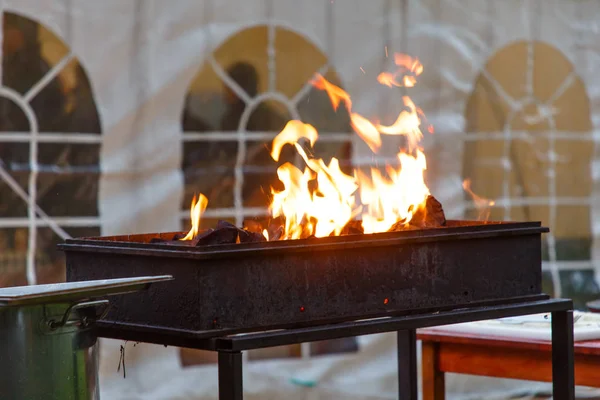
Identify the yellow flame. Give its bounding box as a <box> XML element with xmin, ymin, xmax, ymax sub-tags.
<box><xmin>183</xmin><ymin>52</ymin><xmax>435</xmax><ymax>242</ymax></box>
<box><xmin>375</xmin><ymin>97</ymin><xmax>424</xmax><ymax>153</ymax></box>
<box><xmin>180</xmin><ymin>193</ymin><xmax>208</xmax><ymax>241</ymax></box>
<box><xmin>311</xmin><ymin>73</ymin><xmax>352</xmax><ymax>112</ymax></box>
<box><xmin>358</xmin><ymin>151</ymin><xmax>429</xmax><ymax>233</ymax></box>
<box><xmin>271</xmin><ymin>120</ymin><xmax>319</xmax><ymax>162</ymax></box>
<box><xmin>266</xmin><ymin>52</ymin><xmax>433</xmax><ymax>239</ymax></box>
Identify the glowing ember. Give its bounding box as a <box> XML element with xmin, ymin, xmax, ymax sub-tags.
<box><xmin>182</xmin><ymin>52</ymin><xmax>439</xmax><ymax>241</ymax></box>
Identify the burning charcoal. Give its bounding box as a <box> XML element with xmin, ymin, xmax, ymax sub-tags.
<box><xmin>194</xmin><ymin>227</ymin><xmax>239</xmax><ymax>246</ymax></box>
<box><xmin>189</xmin><ymin>228</ymin><xmax>214</xmax><ymax>245</ymax></box>
<box><xmin>389</xmin><ymin>195</ymin><xmax>446</xmax><ymax>232</ymax></box>
<box><xmin>413</xmin><ymin>195</ymin><xmax>446</xmax><ymax>227</ymax></box>
<box><xmin>239</xmin><ymin>230</ymin><xmax>267</xmax><ymax>243</ymax></box>
<box><xmin>172</xmin><ymin>232</ymin><xmax>186</xmax><ymax>240</ymax></box>
<box><xmin>216</xmin><ymin>220</ymin><xmax>238</xmax><ymax>230</ymax></box>
<box><xmin>339</xmin><ymin>220</ymin><xmax>364</xmax><ymax>236</ymax></box>
<box><xmin>267</xmin><ymin>225</ymin><xmax>284</xmax><ymax>241</ymax></box>
<box><xmin>149</xmin><ymin>238</ymin><xmax>166</xmax><ymax>244</ymax></box>
<box><xmin>242</xmin><ymin>219</ymin><xmax>264</xmax><ymax>234</ymax></box>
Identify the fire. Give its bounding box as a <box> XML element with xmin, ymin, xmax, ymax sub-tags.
<box><xmin>377</xmin><ymin>53</ymin><xmax>423</xmax><ymax>88</ymax></box>
<box><xmin>182</xmin><ymin>52</ymin><xmax>436</xmax><ymax>241</ymax></box>
<box><xmin>267</xmin><ymin>52</ymin><xmax>432</xmax><ymax>238</ymax></box>
<box><xmin>270</xmin><ymin>123</ymin><xmax>359</xmax><ymax>240</ymax></box>
<box><xmin>358</xmin><ymin>151</ymin><xmax>429</xmax><ymax>234</ymax></box>
<box><xmin>180</xmin><ymin>193</ymin><xmax>208</xmax><ymax>241</ymax></box>
<box><xmin>462</xmin><ymin>179</ymin><xmax>495</xmax><ymax>221</ymax></box>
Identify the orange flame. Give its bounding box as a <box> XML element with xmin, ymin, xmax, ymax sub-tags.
<box><xmin>269</xmin><ymin>123</ymin><xmax>359</xmax><ymax>239</ymax></box>
<box><xmin>180</xmin><ymin>193</ymin><xmax>208</xmax><ymax>241</ymax></box>
<box><xmin>266</xmin><ymin>52</ymin><xmax>432</xmax><ymax>237</ymax></box>
<box><xmin>377</xmin><ymin>54</ymin><xmax>423</xmax><ymax>88</ymax></box>
<box><xmin>311</xmin><ymin>73</ymin><xmax>352</xmax><ymax>112</ymax></box>
<box><xmin>358</xmin><ymin>151</ymin><xmax>429</xmax><ymax>233</ymax></box>
<box><xmin>462</xmin><ymin>179</ymin><xmax>495</xmax><ymax>221</ymax></box>
<box><xmin>311</xmin><ymin>74</ymin><xmax>431</xmax><ymax>155</ymax></box>
<box><xmin>183</xmin><ymin>52</ymin><xmax>435</xmax><ymax>241</ymax></box>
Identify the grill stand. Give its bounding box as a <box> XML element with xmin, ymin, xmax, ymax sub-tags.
<box><xmin>98</xmin><ymin>298</ymin><xmax>574</xmax><ymax>399</ymax></box>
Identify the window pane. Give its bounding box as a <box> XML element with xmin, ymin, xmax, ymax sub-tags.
<box><xmin>36</xmin><ymin>227</ymin><xmax>100</xmax><ymax>284</ymax></box>
<box><xmin>559</xmin><ymin>270</ymin><xmax>600</xmax><ymax>311</ymax></box>
<box><xmin>3</xmin><ymin>13</ymin><xmax>47</xmax><ymax>95</ymax></box>
<box><xmin>36</xmin><ymin>143</ymin><xmax>100</xmax><ymax>217</ymax></box>
<box><xmin>182</xmin><ymin>141</ymin><xmax>237</xmax><ymax>209</ymax></box>
<box><xmin>2</xmin><ymin>13</ymin><xmax>101</xmax><ymax>134</ymax></box>
<box><xmin>0</xmin><ymin>142</ymin><xmax>29</xmax><ymax>218</ymax></box>
<box><xmin>0</xmin><ymin>228</ymin><xmax>28</xmax><ymax>288</ymax></box>
<box><xmin>0</xmin><ymin>97</ymin><xmax>29</xmax><ymax>131</ymax></box>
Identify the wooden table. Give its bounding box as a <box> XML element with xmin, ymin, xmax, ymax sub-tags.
<box><xmin>417</xmin><ymin>327</ymin><xmax>600</xmax><ymax>400</ymax></box>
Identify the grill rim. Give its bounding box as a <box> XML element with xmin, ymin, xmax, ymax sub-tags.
<box><xmin>57</xmin><ymin>220</ymin><xmax>549</xmax><ymax>260</ymax></box>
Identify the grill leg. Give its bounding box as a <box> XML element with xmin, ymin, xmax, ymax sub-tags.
<box><xmin>218</xmin><ymin>351</ymin><xmax>243</xmax><ymax>400</ymax></box>
<box><xmin>398</xmin><ymin>329</ymin><xmax>418</xmax><ymax>400</ymax></box>
<box><xmin>551</xmin><ymin>310</ymin><xmax>574</xmax><ymax>400</ymax></box>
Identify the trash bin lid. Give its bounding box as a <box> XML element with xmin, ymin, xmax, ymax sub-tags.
<box><xmin>0</xmin><ymin>276</ymin><xmax>173</xmax><ymax>306</ymax></box>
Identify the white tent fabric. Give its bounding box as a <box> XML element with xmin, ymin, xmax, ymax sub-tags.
<box><xmin>3</xmin><ymin>0</ymin><xmax>600</xmax><ymax>398</ymax></box>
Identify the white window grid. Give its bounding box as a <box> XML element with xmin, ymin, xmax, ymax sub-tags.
<box><xmin>460</xmin><ymin>1</ymin><xmax>594</xmax><ymax>298</ymax></box>
<box><xmin>0</xmin><ymin>15</ymin><xmax>101</xmax><ymax>286</ymax></box>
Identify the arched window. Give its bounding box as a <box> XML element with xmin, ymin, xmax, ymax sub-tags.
<box><xmin>180</xmin><ymin>24</ymin><xmax>355</xmax><ymax>363</ymax></box>
<box><xmin>463</xmin><ymin>40</ymin><xmax>595</xmax><ymax>308</ymax></box>
<box><xmin>181</xmin><ymin>25</ymin><xmax>352</xmax><ymax>230</ymax></box>
<box><xmin>0</xmin><ymin>12</ymin><xmax>101</xmax><ymax>287</ymax></box>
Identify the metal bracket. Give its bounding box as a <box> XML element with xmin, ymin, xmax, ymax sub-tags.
<box><xmin>46</xmin><ymin>299</ymin><xmax>110</xmax><ymax>331</ymax></box>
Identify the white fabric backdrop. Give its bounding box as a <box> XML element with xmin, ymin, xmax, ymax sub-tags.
<box><xmin>4</xmin><ymin>0</ymin><xmax>600</xmax><ymax>398</ymax></box>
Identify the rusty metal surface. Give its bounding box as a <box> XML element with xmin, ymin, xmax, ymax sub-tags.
<box><xmin>60</xmin><ymin>220</ymin><xmax>548</xmax><ymax>341</ymax></box>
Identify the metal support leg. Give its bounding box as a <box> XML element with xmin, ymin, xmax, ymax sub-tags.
<box><xmin>218</xmin><ymin>351</ymin><xmax>243</xmax><ymax>400</ymax></box>
<box><xmin>551</xmin><ymin>310</ymin><xmax>574</xmax><ymax>400</ymax></box>
<box><xmin>398</xmin><ymin>329</ymin><xmax>418</xmax><ymax>400</ymax></box>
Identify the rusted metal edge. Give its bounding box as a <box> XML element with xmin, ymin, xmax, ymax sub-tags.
<box><xmin>58</xmin><ymin>221</ymin><xmax>549</xmax><ymax>261</ymax></box>
<box><xmin>93</xmin><ymin>294</ymin><xmax>551</xmax><ymax>346</ymax></box>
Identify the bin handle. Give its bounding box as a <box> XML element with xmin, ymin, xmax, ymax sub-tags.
<box><xmin>47</xmin><ymin>299</ymin><xmax>111</xmax><ymax>330</ymax></box>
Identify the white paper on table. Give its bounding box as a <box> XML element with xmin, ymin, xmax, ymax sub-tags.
<box><xmin>432</xmin><ymin>312</ymin><xmax>600</xmax><ymax>342</ymax></box>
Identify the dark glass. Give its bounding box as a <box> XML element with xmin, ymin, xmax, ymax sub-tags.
<box><xmin>541</xmin><ymin>236</ymin><xmax>592</xmax><ymax>262</ymax></box>
<box><xmin>36</xmin><ymin>143</ymin><xmax>100</xmax><ymax>217</ymax></box>
<box><xmin>36</xmin><ymin>227</ymin><xmax>101</xmax><ymax>284</ymax></box>
<box><xmin>0</xmin><ymin>228</ymin><xmax>28</xmax><ymax>288</ymax></box>
<box><xmin>559</xmin><ymin>270</ymin><xmax>600</xmax><ymax>311</ymax></box>
<box><xmin>182</xmin><ymin>141</ymin><xmax>237</xmax><ymax>209</ymax></box>
<box><xmin>0</xmin><ymin>142</ymin><xmax>29</xmax><ymax>218</ymax></box>
<box><xmin>3</xmin><ymin>13</ymin><xmax>101</xmax><ymax>134</ymax></box>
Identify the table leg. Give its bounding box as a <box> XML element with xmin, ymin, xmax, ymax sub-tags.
<box><xmin>398</xmin><ymin>329</ymin><xmax>418</xmax><ymax>400</ymax></box>
<box><xmin>551</xmin><ymin>310</ymin><xmax>574</xmax><ymax>400</ymax></box>
<box><xmin>421</xmin><ymin>341</ymin><xmax>445</xmax><ymax>400</ymax></box>
<box><xmin>218</xmin><ymin>351</ymin><xmax>243</xmax><ymax>400</ymax></box>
